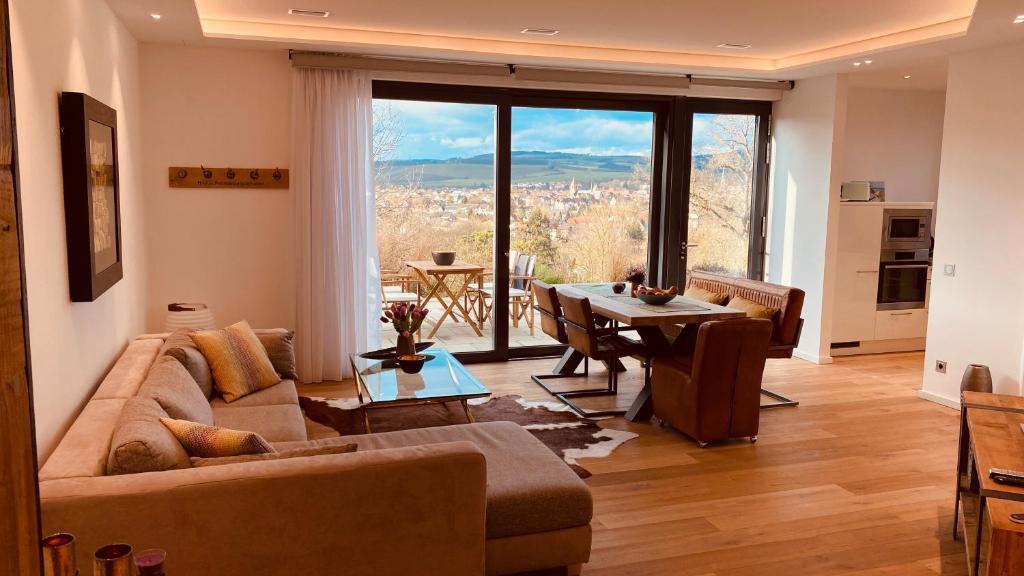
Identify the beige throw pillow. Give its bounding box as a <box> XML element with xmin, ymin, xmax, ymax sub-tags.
<box><xmin>107</xmin><ymin>397</ymin><xmax>191</xmax><ymax>475</ymax></box>
<box><xmin>190</xmin><ymin>320</ymin><xmax>280</xmax><ymax>402</ymax></box>
<box><xmin>161</xmin><ymin>418</ymin><xmax>274</xmax><ymax>458</ymax></box>
<box><xmin>190</xmin><ymin>443</ymin><xmax>357</xmax><ymax>467</ymax></box>
<box><xmin>138</xmin><ymin>356</ymin><xmax>213</xmax><ymax>425</ymax></box>
<box><xmin>160</xmin><ymin>329</ymin><xmax>215</xmax><ymax>399</ymax></box>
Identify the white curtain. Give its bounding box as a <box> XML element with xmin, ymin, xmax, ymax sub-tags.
<box><xmin>292</xmin><ymin>67</ymin><xmax>381</xmax><ymax>382</ymax></box>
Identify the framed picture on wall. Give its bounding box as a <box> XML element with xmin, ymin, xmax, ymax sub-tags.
<box><xmin>59</xmin><ymin>92</ymin><xmax>123</xmax><ymax>302</ymax></box>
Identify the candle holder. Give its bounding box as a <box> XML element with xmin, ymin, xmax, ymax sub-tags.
<box><xmin>42</xmin><ymin>533</ymin><xmax>78</xmax><ymax>576</ymax></box>
<box><xmin>93</xmin><ymin>543</ymin><xmax>134</xmax><ymax>576</ymax></box>
<box><xmin>134</xmin><ymin>549</ymin><xmax>166</xmax><ymax>576</ymax></box>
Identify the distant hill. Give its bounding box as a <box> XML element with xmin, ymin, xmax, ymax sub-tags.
<box><xmin>378</xmin><ymin>150</ymin><xmax>652</xmax><ymax>189</ymax></box>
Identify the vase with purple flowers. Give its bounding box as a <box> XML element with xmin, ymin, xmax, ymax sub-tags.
<box><xmin>625</xmin><ymin>264</ymin><xmax>646</xmax><ymax>298</ymax></box>
<box><xmin>381</xmin><ymin>302</ymin><xmax>430</xmax><ymax>356</ymax></box>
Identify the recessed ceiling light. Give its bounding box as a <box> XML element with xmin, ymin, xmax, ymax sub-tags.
<box><xmin>288</xmin><ymin>8</ymin><xmax>330</xmax><ymax>17</ymax></box>
<box><xmin>150</xmin><ymin>13</ymin><xmax>161</xmax><ymax>20</ymax></box>
<box><xmin>853</xmin><ymin>62</ymin><xmax>862</xmax><ymax>67</ymax></box>
<box><xmin>521</xmin><ymin>28</ymin><xmax>560</xmax><ymax>36</ymax></box>
<box><xmin>716</xmin><ymin>43</ymin><xmax>752</xmax><ymax>50</ymax></box>
<box><xmin>904</xmin><ymin>75</ymin><xmax>912</xmax><ymax>79</ymax></box>
<box><xmin>1014</xmin><ymin>14</ymin><xmax>1024</xmax><ymax>23</ymax></box>
<box><xmin>864</xmin><ymin>59</ymin><xmax>873</xmax><ymax>64</ymax></box>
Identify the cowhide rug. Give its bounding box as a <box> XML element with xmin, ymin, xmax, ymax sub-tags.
<box><xmin>298</xmin><ymin>395</ymin><xmax>638</xmax><ymax>478</ymax></box>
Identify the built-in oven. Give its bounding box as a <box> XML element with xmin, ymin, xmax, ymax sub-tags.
<box><xmin>877</xmin><ymin>249</ymin><xmax>929</xmax><ymax>310</ymax></box>
<box><xmin>882</xmin><ymin>208</ymin><xmax>932</xmax><ymax>250</ymax></box>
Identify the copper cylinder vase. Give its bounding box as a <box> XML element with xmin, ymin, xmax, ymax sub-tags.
<box><xmin>961</xmin><ymin>364</ymin><xmax>993</xmax><ymax>394</ymax></box>
<box><xmin>93</xmin><ymin>544</ymin><xmax>134</xmax><ymax>576</ymax></box>
<box><xmin>42</xmin><ymin>533</ymin><xmax>78</xmax><ymax>576</ymax></box>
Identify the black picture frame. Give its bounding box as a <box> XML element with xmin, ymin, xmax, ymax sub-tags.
<box><xmin>59</xmin><ymin>91</ymin><xmax>122</xmax><ymax>302</ymax></box>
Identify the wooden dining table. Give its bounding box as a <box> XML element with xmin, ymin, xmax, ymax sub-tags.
<box><xmin>554</xmin><ymin>283</ymin><xmax>746</xmax><ymax>422</ymax></box>
<box><xmin>405</xmin><ymin>260</ymin><xmax>485</xmax><ymax>339</ymax></box>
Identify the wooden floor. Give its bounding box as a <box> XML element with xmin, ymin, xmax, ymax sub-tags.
<box><xmin>306</xmin><ymin>352</ymin><xmax>967</xmax><ymax>575</ymax></box>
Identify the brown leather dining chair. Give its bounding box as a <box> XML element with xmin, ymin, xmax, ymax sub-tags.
<box><xmin>651</xmin><ymin>318</ymin><xmax>772</xmax><ymax>447</ymax></box>
<box><xmin>555</xmin><ymin>291</ymin><xmax>651</xmax><ymax>417</ymax></box>
<box><xmin>530</xmin><ymin>281</ymin><xmax>590</xmax><ymax>391</ymax></box>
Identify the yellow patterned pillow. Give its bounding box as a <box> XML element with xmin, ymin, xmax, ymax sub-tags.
<box><xmin>160</xmin><ymin>418</ymin><xmax>274</xmax><ymax>458</ymax></box>
<box><xmin>683</xmin><ymin>286</ymin><xmax>729</xmax><ymax>306</ymax></box>
<box><xmin>727</xmin><ymin>295</ymin><xmax>779</xmax><ymax>321</ymax></box>
<box><xmin>190</xmin><ymin>320</ymin><xmax>281</xmax><ymax>402</ymax></box>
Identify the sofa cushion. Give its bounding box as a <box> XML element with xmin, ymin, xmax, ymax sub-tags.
<box><xmin>161</xmin><ymin>418</ymin><xmax>275</xmax><ymax>458</ymax></box>
<box><xmin>40</xmin><ymin>399</ymin><xmax>127</xmax><ymax>480</ymax></box>
<box><xmin>270</xmin><ymin>435</ymin><xmax>362</xmax><ymax>452</ymax></box>
<box><xmin>209</xmin><ymin>380</ymin><xmax>299</xmax><ymax>409</ymax></box>
<box><xmin>683</xmin><ymin>285</ymin><xmax>728</xmax><ymax>306</ymax></box>
<box><xmin>727</xmin><ymin>295</ymin><xmax>779</xmax><ymax>321</ymax></box>
<box><xmin>107</xmin><ymin>397</ymin><xmax>191</xmax><ymax>475</ymax></box>
<box><xmin>190</xmin><ymin>442</ymin><xmax>357</xmax><ymax>467</ymax></box>
<box><xmin>212</xmin><ymin>403</ymin><xmax>307</xmax><ymax>443</ymax></box>
<box><xmin>92</xmin><ymin>338</ymin><xmax>163</xmax><ymax>400</ymax></box>
<box><xmin>191</xmin><ymin>321</ymin><xmax>281</xmax><ymax>403</ymax></box>
<box><xmin>254</xmin><ymin>329</ymin><xmax>297</xmax><ymax>380</ymax></box>
<box><xmin>338</xmin><ymin>421</ymin><xmax>592</xmax><ymax>539</ymax></box>
<box><xmin>139</xmin><ymin>356</ymin><xmax>213</xmax><ymax>425</ymax></box>
<box><xmin>160</xmin><ymin>329</ymin><xmax>215</xmax><ymax>399</ymax></box>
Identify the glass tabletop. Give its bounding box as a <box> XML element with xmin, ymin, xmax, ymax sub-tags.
<box><xmin>350</xmin><ymin>349</ymin><xmax>490</xmax><ymax>404</ymax></box>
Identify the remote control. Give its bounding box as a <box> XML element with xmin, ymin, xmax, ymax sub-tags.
<box><xmin>989</xmin><ymin>468</ymin><xmax>1024</xmax><ymax>488</ymax></box>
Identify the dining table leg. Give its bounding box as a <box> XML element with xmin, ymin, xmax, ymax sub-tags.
<box><xmin>623</xmin><ymin>325</ymin><xmax>688</xmax><ymax>423</ymax></box>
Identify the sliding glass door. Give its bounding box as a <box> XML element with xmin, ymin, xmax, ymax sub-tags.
<box><xmin>372</xmin><ymin>99</ymin><xmax>498</xmax><ymax>354</ymax></box>
<box><xmin>508</xmin><ymin>107</ymin><xmax>656</xmax><ymax>349</ymax></box>
<box><xmin>371</xmin><ymin>84</ymin><xmax>770</xmax><ymax>362</ymax></box>
<box><xmin>684</xmin><ymin>101</ymin><xmax>771</xmax><ymax>281</ymax></box>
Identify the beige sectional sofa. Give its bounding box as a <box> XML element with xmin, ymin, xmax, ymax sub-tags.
<box><xmin>38</xmin><ymin>334</ymin><xmax>592</xmax><ymax>576</ymax></box>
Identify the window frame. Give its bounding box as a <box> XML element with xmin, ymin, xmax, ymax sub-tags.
<box><xmin>371</xmin><ymin>81</ymin><xmax>771</xmax><ymax>363</ymax></box>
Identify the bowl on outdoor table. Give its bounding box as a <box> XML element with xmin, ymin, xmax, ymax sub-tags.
<box><xmin>636</xmin><ymin>293</ymin><xmax>676</xmax><ymax>305</ymax></box>
<box><xmin>431</xmin><ymin>251</ymin><xmax>456</xmax><ymax>266</ymax></box>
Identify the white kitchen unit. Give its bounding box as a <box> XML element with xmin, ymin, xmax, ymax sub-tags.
<box><xmin>831</xmin><ymin>201</ymin><xmax>933</xmax><ymax>356</ymax></box>
<box><xmin>832</xmin><ymin>203</ymin><xmax>882</xmax><ymax>343</ymax></box>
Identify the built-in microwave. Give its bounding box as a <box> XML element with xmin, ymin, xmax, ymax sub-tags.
<box><xmin>882</xmin><ymin>208</ymin><xmax>932</xmax><ymax>250</ymax></box>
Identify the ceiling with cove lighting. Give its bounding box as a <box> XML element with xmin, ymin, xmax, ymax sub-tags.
<box><xmin>107</xmin><ymin>0</ymin><xmax>1024</xmax><ymax>86</ymax></box>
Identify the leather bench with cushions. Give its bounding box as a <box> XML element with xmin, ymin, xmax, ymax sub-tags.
<box><xmin>38</xmin><ymin>332</ymin><xmax>592</xmax><ymax>576</ymax></box>
<box><xmin>685</xmin><ymin>270</ymin><xmax>806</xmax><ymax>407</ymax></box>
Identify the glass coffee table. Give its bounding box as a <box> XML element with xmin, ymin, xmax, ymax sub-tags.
<box><xmin>349</xmin><ymin>348</ymin><xmax>491</xmax><ymax>432</ymax></box>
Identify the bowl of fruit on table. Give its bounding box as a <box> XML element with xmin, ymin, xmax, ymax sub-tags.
<box><xmin>635</xmin><ymin>285</ymin><xmax>678</xmax><ymax>305</ymax></box>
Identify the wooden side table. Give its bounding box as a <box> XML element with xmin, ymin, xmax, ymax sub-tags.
<box><xmin>955</xmin><ymin>392</ymin><xmax>1024</xmax><ymax>575</ymax></box>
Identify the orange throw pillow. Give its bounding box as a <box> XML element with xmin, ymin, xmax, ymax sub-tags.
<box><xmin>727</xmin><ymin>295</ymin><xmax>779</xmax><ymax>321</ymax></box>
<box><xmin>190</xmin><ymin>320</ymin><xmax>280</xmax><ymax>402</ymax></box>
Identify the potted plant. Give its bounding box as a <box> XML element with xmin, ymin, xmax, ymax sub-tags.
<box><xmin>625</xmin><ymin>264</ymin><xmax>646</xmax><ymax>298</ymax></box>
<box><xmin>381</xmin><ymin>302</ymin><xmax>429</xmax><ymax>356</ymax></box>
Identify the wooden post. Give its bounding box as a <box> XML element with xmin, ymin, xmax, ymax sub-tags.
<box><xmin>0</xmin><ymin>0</ymin><xmax>42</xmax><ymax>574</ymax></box>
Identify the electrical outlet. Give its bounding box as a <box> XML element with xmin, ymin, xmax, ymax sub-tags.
<box><xmin>944</xmin><ymin>264</ymin><xmax>956</xmax><ymax>277</ymax></box>
<box><xmin>936</xmin><ymin>360</ymin><xmax>947</xmax><ymax>374</ymax></box>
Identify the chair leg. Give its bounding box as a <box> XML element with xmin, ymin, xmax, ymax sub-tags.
<box><xmin>760</xmin><ymin>388</ymin><xmax>799</xmax><ymax>408</ymax></box>
<box><xmin>532</xmin><ymin>354</ymin><xmax>626</xmax><ymax>417</ymax></box>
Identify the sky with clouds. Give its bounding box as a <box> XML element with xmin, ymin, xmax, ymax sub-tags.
<box><xmin>377</xmin><ymin>99</ymin><xmax>679</xmax><ymax>161</ymax></box>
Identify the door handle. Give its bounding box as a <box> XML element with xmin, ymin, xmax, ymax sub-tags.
<box><xmin>890</xmin><ymin>312</ymin><xmax>913</xmax><ymax>316</ymax></box>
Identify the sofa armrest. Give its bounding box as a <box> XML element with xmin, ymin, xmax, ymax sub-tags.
<box><xmin>40</xmin><ymin>442</ymin><xmax>487</xmax><ymax>576</ymax></box>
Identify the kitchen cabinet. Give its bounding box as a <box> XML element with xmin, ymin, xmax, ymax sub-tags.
<box><xmin>874</xmin><ymin>309</ymin><xmax>929</xmax><ymax>340</ymax></box>
<box><xmin>832</xmin><ymin>203</ymin><xmax>883</xmax><ymax>343</ymax></box>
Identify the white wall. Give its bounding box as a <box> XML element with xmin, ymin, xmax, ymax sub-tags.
<box><xmin>10</xmin><ymin>0</ymin><xmax>146</xmax><ymax>459</ymax></box>
<box><xmin>139</xmin><ymin>45</ymin><xmax>294</xmax><ymax>332</ymax></box>
<box><xmin>843</xmin><ymin>87</ymin><xmax>945</xmax><ymax>203</ymax></box>
<box><xmin>766</xmin><ymin>74</ymin><xmax>848</xmax><ymax>363</ymax></box>
<box><xmin>921</xmin><ymin>42</ymin><xmax>1024</xmax><ymax>406</ymax></box>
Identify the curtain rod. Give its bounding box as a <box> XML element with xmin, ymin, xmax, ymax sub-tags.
<box><xmin>289</xmin><ymin>51</ymin><xmax>794</xmax><ymax>91</ymax></box>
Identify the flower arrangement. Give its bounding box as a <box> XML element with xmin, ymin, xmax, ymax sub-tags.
<box><xmin>624</xmin><ymin>264</ymin><xmax>646</xmax><ymax>285</ymax></box>
<box><xmin>381</xmin><ymin>302</ymin><xmax>429</xmax><ymax>355</ymax></box>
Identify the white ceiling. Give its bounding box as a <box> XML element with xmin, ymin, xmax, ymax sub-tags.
<box><xmin>107</xmin><ymin>0</ymin><xmax>1024</xmax><ymax>90</ymax></box>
